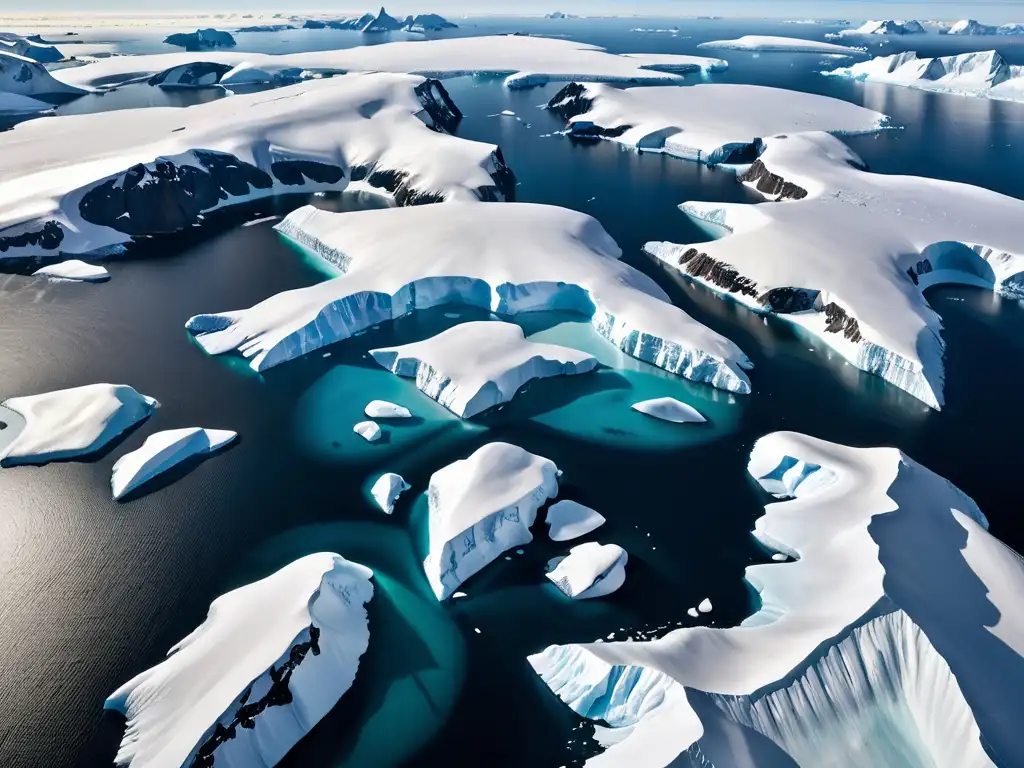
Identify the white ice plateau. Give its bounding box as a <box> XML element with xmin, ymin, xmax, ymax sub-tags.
<box><xmin>370</xmin><ymin>472</ymin><xmax>410</xmax><ymax>514</ymax></box>
<box><xmin>546</xmin><ymin>500</ymin><xmax>606</xmax><ymax>542</ymax></box>
<box><xmin>111</xmin><ymin>428</ymin><xmax>237</xmax><ymax>500</ymax></box>
<box><xmin>631</xmin><ymin>397</ymin><xmax>707</xmax><ymax>424</ymax></box>
<box><xmin>546</xmin><ymin>542</ymin><xmax>628</xmax><ymax>600</ymax></box>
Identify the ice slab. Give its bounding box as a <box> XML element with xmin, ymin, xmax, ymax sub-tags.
<box><xmin>32</xmin><ymin>259</ymin><xmax>109</xmax><ymax>282</ymax></box>
<box><xmin>632</xmin><ymin>397</ymin><xmax>706</xmax><ymax>424</ymax></box>
<box><xmin>111</xmin><ymin>428</ymin><xmax>237</xmax><ymax>500</ymax></box>
<box><xmin>353</xmin><ymin>421</ymin><xmax>382</xmax><ymax>442</ymax></box>
<box><xmin>370</xmin><ymin>472</ymin><xmax>410</xmax><ymax>514</ymax></box>
<box><xmin>546</xmin><ymin>542</ymin><xmax>627</xmax><ymax>600</ymax></box>
<box><xmin>698</xmin><ymin>35</ymin><xmax>866</xmax><ymax>54</ymax></box>
<box><xmin>546</xmin><ymin>500</ymin><xmax>606</xmax><ymax>542</ymax></box>
<box><xmin>364</xmin><ymin>400</ymin><xmax>412</xmax><ymax>419</ymax></box>
<box><xmin>0</xmin><ymin>51</ymin><xmax>85</xmax><ymax>104</ymax></box>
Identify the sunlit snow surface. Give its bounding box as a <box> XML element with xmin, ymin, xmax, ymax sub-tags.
<box><xmin>31</xmin><ymin>259</ymin><xmax>109</xmax><ymax>282</ymax></box>
<box><xmin>546</xmin><ymin>542</ymin><xmax>627</xmax><ymax>600</ymax></box>
<box><xmin>531</xmin><ymin>432</ymin><xmax>1024</xmax><ymax>767</ymax></box>
<box><xmin>111</xmin><ymin>427</ymin><xmax>237</xmax><ymax>500</ymax></box>
<box><xmin>697</xmin><ymin>35</ymin><xmax>866</xmax><ymax>55</ymax></box>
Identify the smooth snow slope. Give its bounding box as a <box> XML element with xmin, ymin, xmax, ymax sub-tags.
<box><xmin>549</xmin><ymin>82</ymin><xmax>888</xmax><ymax>164</ymax></box>
<box><xmin>0</xmin><ymin>73</ymin><xmax>512</xmax><ymax>259</ymax></box>
<box><xmin>111</xmin><ymin>427</ymin><xmax>237</xmax><ymax>500</ymax></box>
<box><xmin>0</xmin><ymin>51</ymin><xmax>86</xmax><ymax>103</ymax></box>
<box><xmin>826</xmin><ymin>50</ymin><xmax>1024</xmax><ymax>103</ymax></box>
<box><xmin>370</xmin><ymin>320</ymin><xmax>600</xmax><ymax>418</ymax></box>
<box><xmin>188</xmin><ymin>203</ymin><xmax>753</xmax><ymax>393</ymax></box>
<box><xmin>644</xmin><ymin>132</ymin><xmax>1024</xmax><ymax>409</ymax></box>
<box><xmin>698</xmin><ymin>35</ymin><xmax>865</xmax><ymax>55</ymax></box>
<box><xmin>106</xmin><ymin>553</ymin><xmax>374</xmax><ymax>768</ymax></box>
<box><xmin>52</xmin><ymin>35</ymin><xmax>729</xmax><ymax>91</ymax></box>
<box><xmin>531</xmin><ymin>432</ymin><xmax>1024</xmax><ymax>767</ymax></box>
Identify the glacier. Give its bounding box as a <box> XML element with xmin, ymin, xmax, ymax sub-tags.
<box><xmin>529</xmin><ymin>431</ymin><xmax>1024</xmax><ymax>767</ymax></box>
<box><xmin>547</xmin><ymin>82</ymin><xmax>888</xmax><ymax>165</ymax></box>
<box><xmin>370</xmin><ymin>472</ymin><xmax>410</xmax><ymax>514</ymax></box>
<box><xmin>644</xmin><ymin>131</ymin><xmax>1024</xmax><ymax>409</ymax></box>
<box><xmin>0</xmin><ymin>383</ymin><xmax>158</xmax><ymax>467</ymax></box>
<box><xmin>110</xmin><ymin>428</ymin><xmax>237</xmax><ymax>500</ymax></box>
<box><xmin>32</xmin><ymin>259</ymin><xmax>109</xmax><ymax>282</ymax></box>
<box><xmin>370</xmin><ymin>320</ymin><xmax>600</xmax><ymax>418</ymax></box>
<box><xmin>423</xmin><ymin>442</ymin><xmax>559</xmax><ymax>600</ymax></box>
<box><xmin>697</xmin><ymin>35</ymin><xmax>866</xmax><ymax>55</ymax></box>
<box><xmin>631</xmin><ymin>397</ymin><xmax>707</xmax><ymax>424</ymax></box>
<box><xmin>187</xmin><ymin>203</ymin><xmax>752</xmax><ymax>394</ymax></box>
<box><xmin>106</xmin><ymin>553</ymin><xmax>374</xmax><ymax>768</ymax></box>
<box><xmin>546</xmin><ymin>542</ymin><xmax>628</xmax><ymax>600</ymax></box>
<box><xmin>545</xmin><ymin>500</ymin><xmax>606</xmax><ymax>542</ymax></box>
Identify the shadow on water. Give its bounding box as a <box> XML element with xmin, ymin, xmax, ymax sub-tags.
<box><xmin>114</xmin><ymin>439</ymin><xmax>241</xmax><ymax>504</ymax></box>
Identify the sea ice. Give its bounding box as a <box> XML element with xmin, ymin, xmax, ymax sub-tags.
<box><xmin>364</xmin><ymin>400</ymin><xmax>412</xmax><ymax>419</ymax></box>
<box><xmin>370</xmin><ymin>472</ymin><xmax>410</xmax><ymax>514</ymax></box>
<box><xmin>423</xmin><ymin>442</ymin><xmax>559</xmax><ymax>600</ymax></box>
<box><xmin>546</xmin><ymin>542</ymin><xmax>627</xmax><ymax>600</ymax></box>
<box><xmin>111</xmin><ymin>428</ymin><xmax>237</xmax><ymax>500</ymax></box>
<box><xmin>631</xmin><ymin>397</ymin><xmax>706</xmax><ymax>424</ymax></box>
<box><xmin>697</xmin><ymin>35</ymin><xmax>866</xmax><ymax>55</ymax></box>
<box><xmin>545</xmin><ymin>500</ymin><xmax>606</xmax><ymax>542</ymax></box>
<box><xmin>32</xmin><ymin>260</ymin><xmax>109</xmax><ymax>282</ymax></box>
<box><xmin>105</xmin><ymin>553</ymin><xmax>374</xmax><ymax>768</ymax></box>
<box><xmin>370</xmin><ymin>321</ymin><xmax>599</xmax><ymax>418</ymax></box>
<box><xmin>353</xmin><ymin>421</ymin><xmax>382</xmax><ymax>442</ymax></box>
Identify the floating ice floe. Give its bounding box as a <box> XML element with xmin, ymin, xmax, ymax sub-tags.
<box><xmin>548</xmin><ymin>82</ymin><xmax>888</xmax><ymax>164</ymax></box>
<box><xmin>353</xmin><ymin>421</ymin><xmax>382</xmax><ymax>442</ymax></box>
<box><xmin>111</xmin><ymin>428</ymin><xmax>236</xmax><ymax>500</ymax></box>
<box><xmin>697</xmin><ymin>35</ymin><xmax>866</xmax><ymax>55</ymax></box>
<box><xmin>105</xmin><ymin>553</ymin><xmax>374</xmax><ymax>768</ymax></box>
<box><xmin>686</xmin><ymin>607</ymin><xmax>699</xmax><ymax>618</ymax></box>
<box><xmin>163</xmin><ymin>28</ymin><xmax>237</xmax><ymax>50</ymax></box>
<box><xmin>0</xmin><ymin>32</ymin><xmax>64</xmax><ymax>63</ymax></box>
<box><xmin>424</xmin><ymin>442</ymin><xmax>559</xmax><ymax>600</ymax></box>
<box><xmin>644</xmin><ymin>131</ymin><xmax>1024</xmax><ymax>409</ymax></box>
<box><xmin>32</xmin><ymin>260</ymin><xmax>109</xmax><ymax>282</ymax></box>
<box><xmin>0</xmin><ymin>384</ymin><xmax>158</xmax><ymax>467</ymax></box>
<box><xmin>370</xmin><ymin>320</ymin><xmax>599</xmax><ymax>418</ymax></box>
<box><xmin>546</xmin><ymin>500</ymin><xmax>606</xmax><ymax>542</ymax></box>
<box><xmin>52</xmin><ymin>35</ymin><xmax>730</xmax><ymax>92</ymax></box>
<box><xmin>0</xmin><ymin>73</ymin><xmax>513</xmax><ymax>260</ymax></box>
<box><xmin>0</xmin><ymin>51</ymin><xmax>85</xmax><ymax>110</ymax></box>
<box><xmin>530</xmin><ymin>431</ymin><xmax>1024</xmax><ymax>767</ymax></box>
<box><xmin>631</xmin><ymin>397</ymin><xmax>706</xmax><ymax>424</ymax></box>
<box><xmin>697</xmin><ymin>598</ymin><xmax>713</xmax><ymax>614</ymax></box>
<box><xmin>546</xmin><ymin>542</ymin><xmax>627</xmax><ymax>600</ymax></box>
<box><xmin>364</xmin><ymin>400</ymin><xmax>412</xmax><ymax>419</ymax></box>
<box><xmin>941</xmin><ymin>19</ymin><xmax>1024</xmax><ymax>36</ymax></box>
<box><xmin>830</xmin><ymin>19</ymin><xmax>927</xmax><ymax>37</ymax></box>
<box><xmin>188</xmin><ymin>203</ymin><xmax>752</xmax><ymax>394</ymax></box>
<box><xmin>825</xmin><ymin>50</ymin><xmax>1024</xmax><ymax>103</ymax></box>
<box><xmin>370</xmin><ymin>472</ymin><xmax>411</xmax><ymax>514</ymax></box>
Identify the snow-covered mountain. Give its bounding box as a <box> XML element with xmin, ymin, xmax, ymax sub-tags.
<box><xmin>0</xmin><ymin>32</ymin><xmax>63</xmax><ymax>63</ymax></box>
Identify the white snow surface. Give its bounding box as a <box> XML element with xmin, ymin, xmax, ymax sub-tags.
<box><xmin>826</xmin><ymin>50</ymin><xmax>1024</xmax><ymax>103</ymax></box>
<box><xmin>0</xmin><ymin>384</ymin><xmax>158</xmax><ymax>466</ymax></box>
<box><xmin>838</xmin><ymin>19</ymin><xmax>927</xmax><ymax>36</ymax></box>
<box><xmin>52</xmin><ymin>35</ymin><xmax>731</xmax><ymax>91</ymax></box>
<box><xmin>546</xmin><ymin>542</ymin><xmax>627</xmax><ymax>600</ymax></box>
<box><xmin>698</xmin><ymin>35</ymin><xmax>865</xmax><ymax>54</ymax></box>
<box><xmin>631</xmin><ymin>397</ymin><xmax>706</xmax><ymax>424</ymax></box>
<box><xmin>530</xmin><ymin>431</ymin><xmax>1024</xmax><ymax>767</ymax></box>
<box><xmin>105</xmin><ymin>553</ymin><xmax>374</xmax><ymax>768</ymax></box>
<box><xmin>370</xmin><ymin>472</ymin><xmax>410</xmax><ymax>514</ymax></box>
<box><xmin>111</xmin><ymin>428</ymin><xmax>237</xmax><ymax>500</ymax></box>
<box><xmin>187</xmin><ymin>203</ymin><xmax>752</xmax><ymax>394</ymax></box>
<box><xmin>0</xmin><ymin>73</ymin><xmax>511</xmax><ymax>259</ymax></box>
<box><xmin>364</xmin><ymin>400</ymin><xmax>412</xmax><ymax>419</ymax></box>
<box><xmin>32</xmin><ymin>259</ymin><xmax>109</xmax><ymax>282</ymax></box>
<box><xmin>424</xmin><ymin>442</ymin><xmax>559</xmax><ymax>600</ymax></box>
<box><xmin>0</xmin><ymin>32</ymin><xmax>64</xmax><ymax>63</ymax></box>
<box><xmin>644</xmin><ymin>131</ymin><xmax>1024</xmax><ymax>409</ymax></box>
<box><xmin>370</xmin><ymin>320</ymin><xmax>599</xmax><ymax>418</ymax></box>
<box><xmin>546</xmin><ymin>500</ymin><xmax>606</xmax><ymax>542</ymax></box>
<box><xmin>353</xmin><ymin>421</ymin><xmax>382</xmax><ymax>442</ymax></box>
<box><xmin>556</xmin><ymin>83</ymin><xmax>888</xmax><ymax>164</ymax></box>
<box><xmin>0</xmin><ymin>51</ymin><xmax>85</xmax><ymax>102</ymax></box>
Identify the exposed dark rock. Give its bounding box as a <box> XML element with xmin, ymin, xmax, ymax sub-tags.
<box><xmin>271</xmin><ymin>160</ymin><xmax>345</xmax><ymax>187</ymax></box>
<box><xmin>547</xmin><ymin>82</ymin><xmax>593</xmax><ymax>121</ymax></box>
<box><xmin>0</xmin><ymin>220</ymin><xmax>63</xmax><ymax>253</ymax></box>
<box><xmin>719</xmin><ymin>140</ymin><xmax>762</xmax><ymax>165</ymax></box>
<box><xmin>484</xmin><ymin>147</ymin><xmax>517</xmax><ymax>202</ymax></box>
<box><xmin>414</xmin><ymin>79</ymin><xmax>463</xmax><ymax>134</ymax></box>
<box><xmin>759</xmin><ymin>286</ymin><xmax>820</xmax><ymax>313</ymax></box>
<box><xmin>741</xmin><ymin>159</ymin><xmax>808</xmax><ymax>201</ymax></box>
<box><xmin>148</xmin><ymin>63</ymin><xmax>234</xmax><ymax>88</ymax></box>
<box><xmin>195</xmin><ymin>150</ymin><xmax>273</xmax><ymax>197</ymax></box>
<box><xmin>822</xmin><ymin>301</ymin><xmax>863</xmax><ymax>342</ymax></box>
<box><xmin>676</xmin><ymin>247</ymin><xmax>759</xmax><ymax>298</ymax></box>
<box><xmin>906</xmin><ymin>258</ymin><xmax>933</xmax><ymax>286</ymax></box>
<box><xmin>14</xmin><ymin>63</ymin><xmax>33</xmax><ymax>83</ymax></box>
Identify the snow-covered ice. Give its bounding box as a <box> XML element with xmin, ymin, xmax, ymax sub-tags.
<box><xmin>697</xmin><ymin>598</ymin><xmax>713</xmax><ymax>614</ymax></box>
<box><xmin>545</xmin><ymin>500</ymin><xmax>606</xmax><ymax>542</ymax></box>
<box><xmin>548</xmin><ymin>82</ymin><xmax>887</xmax><ymax>165</ymax></box>
<box><xmin>687</xmin><ymin>607</ymin><xmax>699</xmax><ymax>618</ymax></box>
<box><xmin>546</xmin><ymin>542</ymin><xmax>627</xmax><ymax>600</ymax></box>
<box><xmin>364</xmin><ymin>400</ymin><xmax>412</xmax><ymax>419</ymax></box>
<box><xmin>111</xmin><ymin>428</ymin><xmax>237</xmax><ymax>500</ymax></box>
<box><xmin>942</xmin><ymin>19</ymin><xmax>1024</xmax><ymax>36</ymax></box>
<box><xmin>0</xmin><ymin>32</ymin><xmax>64</xmax><ymax>63</ymax></box>
<box><xmin>353</xmin><ymin>421</ymin><xmax>382</xmax><ymax>442</ymax></box>
<box><xmin>631</xmin><ymin>397</ymin><xmax>706</xmax><ymax>424</ymax></box>
<box><xmin>644</xmin><ymin>131</ymin><xmax>1024</xmax><ymax>409</ymax></box>
<box><xmin>187</xmin><ymin>203</ymin><xmax>752</xmax><ymax>394</ymax></box>
<box><xmin>370</xmin><ymin>472</ymin><xmax>410</xmax><ymax>514</ymax></box>
<box><xmin>832</xmin><ymin>19</ymin><xmax>927</xmax><ymax>36</ymax></box>
<box><xmin>405</xmin><ymin>14</ymin><xmax>459</xmax><ymax>33</ymax></box>
<box><xmin>529</xmin><ymin>431</ymin><xmax>1024</xmax><ymax>767</ymax></box>
<box><xmin>423</xmin><ymin>442</ymin><xmax>559</xmax><ymax>600</ymax></box>
<box><xmin>370</xmin><ymin>321</ymin><xmax>599</xmax><ymax>418</ymax></box>
<box><xmin>698</xmin><ymin>35</ymin><xmax>866</xmax><ymax>55</ymax></box>
<box><xmin>0</xmin><ymin>384</ymin><xmax>158</xmax><ymax>466</ymax></box>
<box><xmin>105</xmin><ymin>552</ymin><xmax>374</xmax><ymax>768</ymax></box>
<box><xmin>163</xmin><ymin>28</ymin><xmax>237</xmax><ymax>50</ymax></box>
<box><xmin>0</xmin><ymin>51</ymin><xmax>86</xmax><ymax>106</ymax></box>
<box><xmin>32</xmin><ymin>260</ymin><xmax>109</xmax><ymax>282</ymax></box>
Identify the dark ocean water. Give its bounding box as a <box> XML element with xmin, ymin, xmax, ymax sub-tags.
<box><xmin>0</xmin><ymin>18</ymin><xmax>1023</xmax><ymax>768</ymax></box>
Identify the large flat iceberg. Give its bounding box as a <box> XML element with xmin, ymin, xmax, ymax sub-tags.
<box><xmin>644</xmin><ymin>131</ymin><xmax>1024</xmax><ymax>409</ymax></box>
<box><xmin>111</xmin><ymin>427</ymin><xmax>237</xmax><ymax>500</ymax></box>
<box><xmin>0</xmin><ymin>73</ymin><xmax>514</xmax><ymax>259</ymax></box>
<box><xmin>530</xmin><ymin>431</ymin><xmax>1024</xmax><ymax>766</ymax></box>
<box><xmin>370</xmin><ymin>320</ymin><xmax>600</xmax><ymax>418</ymax></box>
<box><xmin>105</xmin><ymin>552</ymin><xmax>374</xmax><ymax>768</ymax></box>
<box><xmin>186</xmin><ymin>203</ymin><xmax>752</xmax><ymax>393</ymax></box>
<box><xmin>0</xmin><ymin>383</ymin><xmax>158</xmax><ymax>466</ymax></box>
<box><xmin>424</xmin><ymin>442</ymin><xmax>559</xmax><ymax>600</ymax></box>
<box><xmin>548</xmin><ymin>82</ymin><xmax>888</xmax><ymax>165</ymax></box>
<box><xmin>698</xmin><ymin>35</ymin><xmax>865</xmax><ymax>55</ymax></box>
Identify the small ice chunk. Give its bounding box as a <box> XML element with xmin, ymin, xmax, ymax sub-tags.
<box><xmin>698</xmin><ymin>598</ymin><xmax>713</xmax><ymax>613</ymax></box>
<box><xmin>364</xmin><ymin>400</ymin><xmax>411</xmax><ymax>419</ymax></box>
<box><xmin>32</xmin><ymin>260</ymin><xmax>110</xmax><ymax>283</ymax></box>
<box><xmin>474</xmin><ymin>627</ymin><xmax>481</xmax><ymax>634</ymax></box>
<box><xmin>545</xmin><ymin>500</ymin><xmax>606</xmax><ymax>542</ymax></box>
<box><xmin>370</xmin><ymin>472</ymin><xmax>410</xmax><ymax>514</ymax></box>
<box><xmin>772</xmin><ymin>553</ymin><xmax>788</xmax><ymax>561</ymax></box>
<box><xmin>546</xmin><ymin>542</ymin><xmax>628</xmax><ymax>600</ymax></box>
<box><xmin>501</xmin><ymin>109</ymin><xmax>516</xmax><ymax>116</ymax></box>
<box><xmin>452</xmin><ymin>592</ymin><xmax>468</xmax><ymax>599</ymax></box>
<box><xmin>632</xmin><ymin>397</ymin><xmax>707</xmax><ymax>424</ymax></box>
<box><xmin>687</xmin><ymin>607</ymin><xmax>699</xmax><ymax>618</ymax></box>
<box><xmin>353</xmin><ymin>421</ymin><xmax>382</xmax><ymax>442</ymax></box>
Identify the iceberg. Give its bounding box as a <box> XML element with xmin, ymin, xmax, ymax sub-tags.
<box><xmin>364</xmin><ymin>400</ymin><xmax>412</xmax><ymax>419</ymax></box>
<box><xmin>825</xmin><ymin>50</ymin><xmax>1024</xmax><ymax>103</ymax></box>
<box><xmin>404</xmin><ymin>14</ymin><xmax>458</xmax><ymax>33</ymax></box>
<box><xmin>546</xmin><ymin>542</ymin><xmax>627</xmax><ymax>600</ymax></box>
<box><xmin>698</xmin><ymin>35</ymin><xmax>866</xmax><ymax>55</ymax></box>
<box><xmin>545</xmin><ymin>500</ymin><xmax>606</xmax><ymax>542</ymax></box>
<box><xmin>111</xmin><ymin>428</ymin><xmax>237</xmax><ymax>500</ymax></box>
<box><xmin>833</xmin><ymin>19</ymin><xmax>927</xmax><ymax>36</ymax></box>
<box><xmin>631</xmin><ymin>397</ymin><xmax>706</xmax><ymax>424</ymax></box>
<box><xmin>0</xmin><ymin>384</ymin><xmax>158</xmax><ymax>467</ymax></box>
<box><xmin>370</xmin><ymin>472</ymin><xmax>410</xmax><ymax>514</ymax></box>
<box><xmin>530</xmin><ymin>431</ymin><xmax>1024</xmax><ymax>767</ymax></box>
<box><xmin>0</xmin><ymin>32</ymin><xmax>63</xmax><ymax>63</ymax></box>
<box><xmin>32</xmin><ymin>260</ymin><xmax>109</xmax><ymax>282</ymax></box>
<box><xmin>0</xmin><ymin>51</ymin><xmax>86</xmax><ymax>105</ymax></box>
<box><xmin>697</xmin><ymin>598</ymin><xmax>712</xmax><ymax>613</ymax></box>
<box><xmin>187</xmin><ymin>203</ymin><xmax>753</xmax><ymax>394</ymax></box>
<box><xmin>548</xmin><ymin>81</ymin><xmax>888</xmax><ymax>165</ymax></box>
<box><xmin>947</xmin><ymin>19</ymin><xmax>998</xmax><ymax>35</ymax></box>
<box><xmin>106</xmin><ymin>553</ymin><xmax>374</xmax><ymax>768</ymax></box>
<box><xmin>353</xmin><ymin>421</ymin><xmax>382</xmax><ymax>442</ymax></box>
<box><xmin>163</xmin><ymin>29</ymin><xmax>237</xmax><ymax>50</ymax></box>
<box><xmin>370</xmin><ymin>320</ymin><xmax>599</xmax><ymax>418</ymax></box>
<box><xmin>0</xmin><ymin>73</ymin><xmax>514</xmax><ymax>259</ymax></box>
<box><xmin>644</xmin><ymin>131</ymin><xmax>1024</xmax><ymax>409</ymax></box>
<box><xmin>361</xmin><ymin>6</ymin><xmax>405</xmax><ymax>33</ymax></box>
<box><xmin>424</xmin><ymin>442</ymin><xmax>559</xmax><ymax>600</ymax></box>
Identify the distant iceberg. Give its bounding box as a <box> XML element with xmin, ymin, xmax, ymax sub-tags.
<box><xmin>32</xmin><ymin>260</ymin><xmax>109</xmax><ymax>282</ymax></box>
<box><xmin>545</xmin><ymin>500</ymin><xmax>606</xmax><ymax>542</ymax></box>
<box><xmin>370</xmin><ymin>320</ymin><xmax>599</xmax><ymax>418</ymax></box>
<box><xmin>940</xmin><ymin>19</ymin><xmax>1024</xmax><ymax>35</ymax></box>
<box><xmin>424</xmin><ymin>442</ymin><xmax>559</xmax><ymax>600</ymax></box>
<box><xmin>163</xmin><ymin>28</ymin><xmax>237</xmax><ymax>50</ymax></box>
<box><xmin>698</xmin><ymin>35</ymin><xmax>866</xmax><ymax>55</ymax></box>
<box><xmin>106</xmin><ymin>553</ymin><xmax>374</xmax><ymax>768</ymax></box>
<box><xmin>546</xmin><ymin>542</ymin><xmax>627</xmax><ymax>599</ymax></box>
<box><xmin>831</xmin><ymin>19</ymin><xmax>926</xmax><ymax>36</ymax></box>
<box><xmin>111</xmin><ymin>428</ymin><xmax>236</xmax><ymax>500</ymax></box>
<box><xmin>405</xmin><ymin>13</ymin><xmax>458</xmax><ymax>33</ymax></box>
